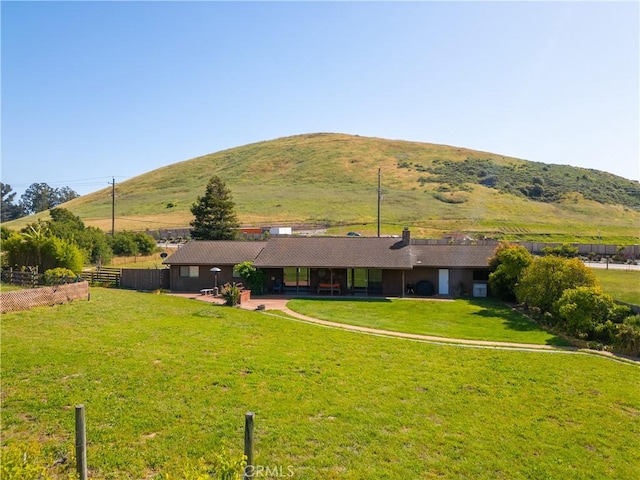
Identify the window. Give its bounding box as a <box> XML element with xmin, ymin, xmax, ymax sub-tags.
<box><xmin>179</xmin><ymin>266</ymin><xmax>199</xmax><ymax>278</ymax></box>
<box><xmin>368</xmin><ymin>269</ymin><xmax>383</xmax><ymax>293</ymax></box>
<box><xmin>284</xmin><ymin>267</ymin><xmax>310</xmax><ymax>287</ymax></box>
<box><xmin>348</xmin><ymin>268</ymin><xmax>382</xmax><ymax>292</ymax></box>
<box><xmin>473</xmin><ymin>269</ymin><xmax>490</xmax><ymax>281</ymax></box>
<box><xmin>232</xmin><ymin>265</ymin><xmax>242</xmax><ymax>279</ymax></box>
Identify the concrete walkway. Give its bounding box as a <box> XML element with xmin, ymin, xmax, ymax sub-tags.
<box><xmin>169</xmin><ymin>292</ymin><xmax>639</xmax><ymax>364</ymax></box>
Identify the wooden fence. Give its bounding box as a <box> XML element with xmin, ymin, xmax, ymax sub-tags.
<box><xmin>120</xmin><ymin>268</ymin><xmax>170</xmax><ymax>291</ymax></box>
<box><xmin>80</xmin><ymin>267</ymin><xmax>121</xmax><ymax>287</ymax></box>
<box><xmin>0</xmin><ymin>281</ymin><xmax>89</xmax><ymax>313</ymax></box>
<box><xmin>80</xmin><ymin>268</ymin><xmax>169</xmax><ymax>290</ymax></box>
<box><xmin>1</xmin><ymin>269</ymin><xmax>44</xmax><ymax>287</ymax></box>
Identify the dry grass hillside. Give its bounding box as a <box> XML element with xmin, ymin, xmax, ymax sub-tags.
<box><xmin>6</xmin><ymin>133</ymin><xmax>639</xmax><ymax>243</ymax></box>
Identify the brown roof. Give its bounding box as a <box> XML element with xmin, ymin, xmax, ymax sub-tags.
<box><xmin>411</xmin><ymin>244</ymin><xmax>497</xmax><ymax>268</ymax></box>
<box><xmin>163</xmin><ymin>238</ymin><xmax>496</xmax><ymax>269</ymax></box>
<box><xmin>163</xmin><ymin>241</ymin><xmax>267</xmax><ymax>265</ymax></box>
<box><xmin>254</xmin><ymin>237</ymin><xmax>413</xmax><ymax>269</ymax></box>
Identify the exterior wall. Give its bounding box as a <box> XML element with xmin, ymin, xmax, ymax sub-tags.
<box><xmin>382</xmin><ymin>269</ymin><xmax>405</xmax><ymax>296</ymax></box>
<box><xmin>168</xmin><ymin>263</ymin><xmax>490</xmax><ymax>297</ymax></box>
<box><xmin>448</xmin><ymin>269</ymin><xmax>469</xmax><ymax>296</ymax></box>
<box><xmin>405</xmin><ymin>268</ymin><xmax>439</xmax><ymax>295</ymax></box>
<box><xmin>407</xmin><ymin>267</ymin><xmax>485</xmax><ymax>297</ymax></box>
<box><xmin>169</xmin><ymin>265</ymin><xmax>239</xmax><ymax>292</ymax></box>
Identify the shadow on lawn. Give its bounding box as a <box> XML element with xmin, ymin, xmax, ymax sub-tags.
<box><xmin>467</xmin><ymin>298</ymin><xmax>570</xmax><ymax>346</ymax></box>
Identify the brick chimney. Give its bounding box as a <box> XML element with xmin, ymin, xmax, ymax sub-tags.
<box><xmin>402</xmin><ymin>227</ymin><xmax>411</xmax><ymax>246</ymax></box>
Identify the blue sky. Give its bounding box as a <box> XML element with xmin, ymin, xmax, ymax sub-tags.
<box><xmin>2</xmin><ymin>1</ymin><xmax>638</xmax><ymax>197</ymax></box>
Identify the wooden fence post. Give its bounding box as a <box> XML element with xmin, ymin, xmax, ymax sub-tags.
<box><xmin>243</xmin><ymin>412</ymin><xmax>254</xmax><ymax>480</ymax></box>
<box><xmin>75</xmin><ymin>404</ymin><xmax>88</xmax><ymax>480</ymax></box>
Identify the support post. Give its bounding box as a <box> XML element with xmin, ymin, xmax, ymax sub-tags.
<box><xmin>377</xmin><ymin>167</ymin><xmax>381</xmax><ymax>238</ymax></box>
<box><xmin>111</xmin><ymin>177</ymin><xmax>115</xmax><ymax>237</ymax></box>
<box><xmin>75</xmin><ymin>405</ymin><xmax>88</xmax><ymax>480</ymax></box>
<box><xmin>243</xmin><ymin>412</ymin><xmax>255</xmax><ymax>480</ymax></box>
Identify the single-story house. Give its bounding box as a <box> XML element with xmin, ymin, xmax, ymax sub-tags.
<box><xmin>163</xmin><ymin>229</ymin><xmax>498</xmax><ymax>298</ymax></box>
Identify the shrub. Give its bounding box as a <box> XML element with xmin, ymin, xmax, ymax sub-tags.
<box><xmin>3</xmin><ymin>229</ymin><xmax>85</xmax><ymax>273</ymax></box>
<box><xmin>542</xmin><ymin>244</ymin><xmax>579</xmax><ymax>258</ymax></box>
<box><xmin>110</xmin><ymin>231</ymin><xmax>138</xmax><ymax>256</ymax></box>
<box><xmin>488</xmin><ymin>243</ymin><xmax>533</xmax><ymax>301</ymax></box>
<box><xmin>553</xmin><ymin>286</ymin><xmax>619</xmax><ymax>339</ymax></box>
<box><xmin>44</xmin><ymin>267</ymin><xmax>77</xmax><ymax>286</ymax></box>
<box><xmin>135</xmin><ymin>232</ymin><xmax>158</xmax><ymax>255</ymax></box>
<box><xmin>593</xmin><ymin>321</ymin><xmax>618</xmax><ymax>344</ymax></box>
<box><xmin>110</xmin><ymin>231</ymin><xmax>158</xmax><ymax>256</ymax></box>
<box><xmin>516</xmin><ymin>256</ymin><xmax>598</xmax><ymax>313</ymax></box>
<box><xmin>221</xmin><ymin>283</ymin><xmax>241</xmax><ymax>306</ymax></box>
<box><xmin>614</xmin><ymin>322</ymin><xmax>640</xmax><ymax>357</ymax></box>
<box><xmin>235</xmin><ymin>261</ymin><xmax>265</xmax><ymax>294</ymax></box>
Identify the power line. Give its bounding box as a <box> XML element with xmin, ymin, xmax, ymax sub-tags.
<box><xmin>3</xmin><ymin>176</ymin><xmax>131</xmax><ymax>197</ymax></box>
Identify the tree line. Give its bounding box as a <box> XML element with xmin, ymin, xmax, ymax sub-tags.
<box><xmin>0</xmin><ymin>175</ymin><xmax>238</xmax><ymax>278</ymax></box>
<box><xmin>1</xmin><ymin>208</ymin><xmax>158</xmax><ymax>276</ymax></box>
<box><xmin>1</xmin><ymin>182</ymin><xmax>80</xmax><ymax>222</ymax></box>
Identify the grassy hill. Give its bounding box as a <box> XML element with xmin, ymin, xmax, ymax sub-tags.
<box><xmin>5</xmin><ymin>133</ymin><xmax>640</xmax><ymax>243</ymax></box>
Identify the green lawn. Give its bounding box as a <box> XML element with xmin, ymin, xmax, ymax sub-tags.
<box><xmin>0</xmin><ymin>282</ymin><xmax>25</xmax><ymax>292</ymax></box>
<box><xmin>2</xmin><ymin>288</ymin><xmax>639</xmax><ymax>479</ymax></box>
<box><xmin>592</xmin><ymin>268</ymin><xmax>640</xmax><ymax>305</ymax></box>
<box><xmin>287</xmin><ymin>297</ymin><xmax>568</xmax><ymax>345</ymax></box>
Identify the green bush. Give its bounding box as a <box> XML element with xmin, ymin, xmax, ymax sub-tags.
<box><xmin>488</xmin><ymin>243</ymin><xmax>533</xmax><ymax>301</ymax></box>
<box><xmin>516</xmin><ymin>256</ymin><xmax>598</xmax><ymax>313</ymax></box>
<box><xmin>110</xmin><ymin>231</ymin><xmax>138</xmax><ymax>256</ymax></box>
<box><xmin>48</xmin><ymin>208</ymin><xmax>113</xmax><ymax>264</ymax></box>
<box><xmin>614</xmin><ymin>322</ymin><xmax>640</xmax><ymax>357</ymax></box>
<box><xmin>221</xmin><ymin>283</ymin><xmax>241</xmax><ymax>306</ymax></box>
<box><xmin>43</xmin><ymin>267</ymin><xmax>77</xmax><ymax>286</ymax></box>
<box><xmin>135</xmin><ymin>232</ymin><xmax>159</xmax><ymax>256</ymax></box>
<box><xmin>542</xmin><ymin>244</ymin><xmax>579</xmax><ymax>258</ymax></box>
<box><xmin>235</xmin><ymin>261</ymin><xmax>265</xmax><ymax>294</ymax></box>
<box><xmin>2</xmin><ymin>226</ymin><xmax>85</xmax><ymax>273</ymax></box>
<box><xmin>109</xmin><ymin>231</ymin><xmax>158</xmax><ymax>257</ymax></box>
<box><xmin>553</xmin><ymin>287</ymin><xmax>619</xmax><ymax>338</ymax></box>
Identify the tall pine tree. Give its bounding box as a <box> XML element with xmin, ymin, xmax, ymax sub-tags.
<box><xmin>190</xmin><ymin>176</ymin><xmax>239</xmax><ymax>240</ymax></box>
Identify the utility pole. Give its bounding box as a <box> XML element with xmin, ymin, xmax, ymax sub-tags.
<box><xmin>111</xmin><ymin>177</ymin><xmax>115</xmax><ymax>236</ymax></box>
<box><xmin>377</xmin><ymin>168</ymin><xmax>381</xmax><ymax>238</ymax></box>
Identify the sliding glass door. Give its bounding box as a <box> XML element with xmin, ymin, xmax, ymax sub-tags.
<box><xmin>347</xmin><ymin>268</ymin><xmax>382</xmax><ymax>294</ymax></box>
<box><xmin>283</xmin><ymin>267</ymin><xmax>310</xmax><ymax>292</ymax></box>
